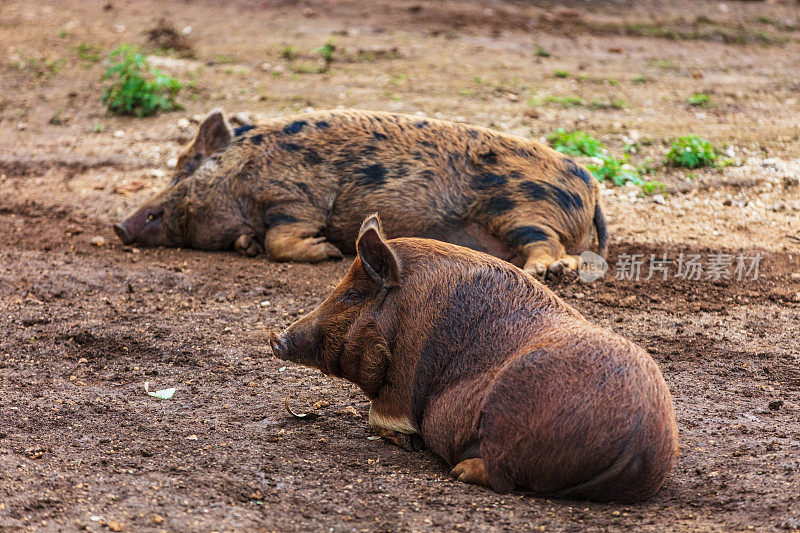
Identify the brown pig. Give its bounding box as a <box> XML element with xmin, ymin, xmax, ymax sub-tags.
<box><xmin>114</xmin><ymin>109</ymin><xmax>608</xmax><ymax>275</ymax></box>
<box><xmin>270</xmin><ymin>214</ymin><xmax>678</xmax><ymax>502</ymax></box>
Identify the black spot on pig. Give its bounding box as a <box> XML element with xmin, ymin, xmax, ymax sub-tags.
<box><xmin>471</xmin><ymin>172</ymin><xmax>507</xmax><ymax>190</ymax></box>
<box><xmin>507</xmin><ymin>226</ymin><xmax>549</xmax><ymax>248</ymax></box>
<box><xmin>233</xmin><ymin>124</ymin><xmax>255</xmax><ymax>136</ymax></box>
<box><xmin>552</xmin><ymin>186</ymin><xmax>583</xmax><ymax>211</ymax></box>
<box><xmin>355</xmin><ymin>164</ymin><xmax>387</xmax><ymax>188</ymax></box>
<box><xmin>264</xmin><ymin>212</ymin><xmax>299</xmax><ymax>228</ymax></box>
<box><xmin>484</xmin><ymin>195</ymin><xmax>516</xmax><ymax>215</ymax></box>
<box><xmin>279</xmin><ymin>142</ymin><xmax>302</xmax><ymax>152</ymax></box>
<box><xmin>479</xmin><ymin>150</ymin><xmax>498</xmax><ymax>166</ymax></box>
<box><xmin>565</xmin><ymin>159</ymin><xmax>594</xmax><ymax>186</ymax></box>
<box><xmin>250</xmin><ymin>134</ymin><xmax>264</xmax><ymax>145</ymax></box>
<box><xmin>303</xmin><ymin>149</ymin><xmax>323</xmax><ymax>166</ymax></box>
<box><xmin>519</xmin><ymin>181</ymin><xmax>548</xmax><ymax>200</ymax></box>
<box><xmin>283</xmin><ymin>121</ymin><xmax>307</xmax><ymax>135</ymax></box>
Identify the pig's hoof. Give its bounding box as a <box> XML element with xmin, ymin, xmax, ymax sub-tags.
<box><xmin>451</xmin><ymin>458</ymin><xmax>490</xmax><ymax>488</ymax></box>
<box><xmin>548</xmin><ymin>255</ymin><xmax>581</xmax><ymax>275</ymax></box>
<box><xmin>523</xmin><ymin>262</ymin><xmax>547</xmax><ymax>278</ymax></box>
<box><xmin>234</xmin><ymin>234</ymin><xmax>263</xmax><ymax>257</ymax></box>
<box><xmin>377</xmin><ymin>429</ymin><xmax>424</xmax><ymax>451</ymax></box>
<box><xmin>298</xmin><ymin>237</ymin><xmax>343</xmax><ymax>262</ymax></box>
<box><xmin>320</xmin><ymin>242</ymin><xmax>343</xmax><ymax>260</ymax></box>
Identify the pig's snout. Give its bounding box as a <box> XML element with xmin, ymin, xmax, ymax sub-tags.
<box><xmin>269</xmin><ymin>319</ymin><xmax>321</xmax><ymax>366</ymax></box>
<box><xmin>269</xmin><ymin>331</ymin><xmax>289</xmax><ymax>360</ymax></box>
<box><xmin>113</xmin><ymin>222</ymin><xmax>134</xmax><ymax>245</ymax></box>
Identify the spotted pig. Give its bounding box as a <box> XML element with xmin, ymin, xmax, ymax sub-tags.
<box><xmin>270</xmin><ymin>214</ymin><xmax>678</xmax><ymax>502</ymax></box>
<box><xmin>114</xmin><ymin>109</ymin><xmax>608</xmax><ymax>275</ymax></box>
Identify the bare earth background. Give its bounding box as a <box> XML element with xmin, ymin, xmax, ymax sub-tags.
<box><xmin>1</xmin><ymin>1</ymin><xmax>800</xmax><ymax>531</ymax></box>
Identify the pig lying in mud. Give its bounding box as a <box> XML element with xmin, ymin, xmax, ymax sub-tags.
<box><xmin>114</xmin><ymin>109</ymin><xmax>608</xmax><ymax>275</ymax></box>
<box><xmin>271</xmin><ymin>215</ymin><xmax>678</xmax><ymax>502</ymax></box>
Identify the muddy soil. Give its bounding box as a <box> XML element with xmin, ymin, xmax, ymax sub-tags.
<box><xmin>1</xmin><ymin>1</ymin><xmax>799</xmax><ymax>531</ymax></box>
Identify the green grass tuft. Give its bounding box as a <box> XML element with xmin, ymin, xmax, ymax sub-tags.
<box><xmin>545</xmin><ymin>95</ymin><xmax>583</xmax><ymax>107</ymax></box>
<box><xmin>547</xmin><ymin>129</ymin><xmax>605</xmax><ymax>157</ymax></box>
<box><xmin>587</xmin><ymin>154</ymin><xmax>644</xmax><ymax>187</ymax></box>
<box><xmin>664</xmin><ymin>135</ymin><xmax>719</xmax><ymax>168</ymax></box>
<box><xmin>102</xmin><ymin>44</ymin><xmax>182</xmax><ymax>117</ymax></box>
<box><xmin>687</xmin><ymin>93</ymin><xmax>710</xmax><ymax>107</ymax></box>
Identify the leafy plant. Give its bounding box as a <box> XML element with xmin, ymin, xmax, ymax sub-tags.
<box><xmin>589</xmin><ymin>97</ymin><xmax>626</xmax><ymax>109</ymax></box>
<box><xmin>664</xmin><ymin>135</ymin><xmax>719</xmax><ymax>168</ymax></box>
<box><xmin>280</xmin><ymin>46</ymin><xmax>296</xmax><ymax>60</ymax></box>
<box><xmin>547</xmin><ymin>129</ymin><xmax>605</xmax><ymax>157</ymax></box>
<box><xmin>687</xmin><ymin>93</ymin><xmax>710</xmax><ymax>107</ymax></box>
<box><xmin>554</xmin><ymin>70</ymin><xmax>569</xmax><ymax>78</ymax></box>
<box><xmin>102</xmin><ymin>44</ymin><xmax>182</xmax><ymax>117</ymax></box>
<box><xmin>535</xmin><ymin>46</ymin><xmax>550</xmax><ymax>57</ymax></box>
<box><xmin>545</xmin><ymin>95</ymin><xmax>583</xmax><ymax>107</ymax></box>
<box><xmin>640</xmin><ymin>180</ymin><xmax>666</xmax><ymax>196</ymax></box>
<box><xmin>587</xmin><ymin>154</ymin><xmax>644</xmax><ymax>187</ymax></box>
<box><xmin>314</xmin><ymin>40</ymin><xmax>336</xmax><ymax>66</ymax></box>
<box><xmin>76</xmin><ymin>42</ymin><xmax>102</xmax><ymax>63</ymax></box>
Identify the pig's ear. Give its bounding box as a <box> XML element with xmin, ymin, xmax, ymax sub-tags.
<box><xmin>357</xmin><ymin>214</ymin><xmax>400</xmax><ymax>287</ymax></box>
<box><xmin>196</xmin><ymin>110</ymin><xmax>232</xmax><ymax>156</ymax></box>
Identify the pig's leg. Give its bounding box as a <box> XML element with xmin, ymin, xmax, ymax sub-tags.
<box><xmin>264</xmin><ymin>218</ymin><xmax>343</xmax><ymax>263</ymax></box>
<box><xmin>522</xmin><ymin>239</ymin><xmax>583</xmax><ymax>277</ymax></box>
<box><xmin>498</xmin><ymin>225</ymin><xmax>581</xmax><ymax>277</ymax></box>
<box><xmin>368</xmin><ymin>402</ymin><xmax>422</xmax><ymax>451</ymax></box>
<box><xmin>233</xmin><ymin>234</ymin><xmax>264</xmax><ymax>257</ymax></box>
<box><xmin>477</xmin><ymin>193</ymin><xmax>591</xmax><ymax>275</ymax></box>
<box><xmin>451</xmin><ymin>458</ymin><xmax>490</xmax><ymax>488</ymax></box>
<box><xmin>374</xmin><ymin>428</ymin><xmax>424</xmax><ymax>452</ymax></box>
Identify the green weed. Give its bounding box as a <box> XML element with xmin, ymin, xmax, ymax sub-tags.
<box><xmin>76</xmin><ymin>42</ymin><xmax>102</xmax><ymax>64</ymax></box>
<box><xmin>664</xmin><ymin>135</ymin><xmax>718</xmax><ymax>168</ymax></box>
<box><xmin>545</xmin><ymin>95</ymin><xmax>584</xmax><ymax>107</ymax></box>
<box><xmin>687</xmin><ymin>93</ymin><xmax>710</xmax><ymax>107</ymax></box>
<box><xmin>280</xmin><ymin>46</ymin><xmax>296</xmax><ymax>60</ymax></box>
<box><xmin>102</xmin><ymin>44</ymin><xmax>182</xmax><ymax>117</ymax></box>
<box><xmin>314</xmin><ymin>40</ymin><xmax>335</xmax><ymax>70</ymax></box>
<box><xmin>547</xmin><ymin>129</ymin><xmax>605</xmax><ymax>157</ymax></box>
<box><xmin>587</xmin><ymin>154</ymin><xmax>644</xmax><ymax>187</ymax></box>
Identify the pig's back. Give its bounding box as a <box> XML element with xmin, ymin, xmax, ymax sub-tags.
<box><xmin>253</xmin><ymin>110</ymin><xmax>587</xmax><ymax>253</ymax></box>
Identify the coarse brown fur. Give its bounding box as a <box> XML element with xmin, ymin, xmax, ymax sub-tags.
<box><xmin>115</xmin><ymin>109</ymin><xmax>608</xmax><ymax>275</ymax></box>
<box><xmin>271</xmin><ymin>214</ymin><xmax>678</xmax><ymax>502</ymax></box>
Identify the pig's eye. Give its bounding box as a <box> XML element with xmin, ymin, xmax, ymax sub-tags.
<box><xmin>145</xmin><ymin>211</ymin><xmax>163</xmax><ymax>224</ymax></box>
<box><xmin>341</xmin><ymin>289</ymin><xmax>363</xmax><ymax>304</ymax></box>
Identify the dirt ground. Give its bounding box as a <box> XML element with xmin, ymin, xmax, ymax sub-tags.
<box><xmin>1</xmin><ymin>0</ymin><xmax>800</xmax><ymax>531</ymax></box>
